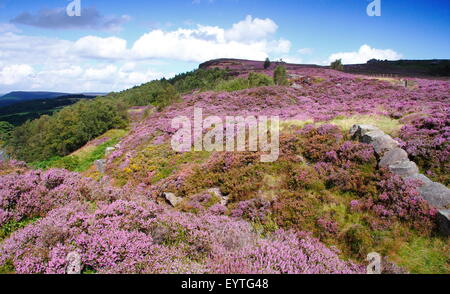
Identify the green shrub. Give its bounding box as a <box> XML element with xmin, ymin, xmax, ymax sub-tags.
<box><xmin>331</xmin><ymin>59</ymin><xmax>344</xmax><ymax>71</ymax></box>
<box><xmin>248</xmin><ymin>72</ymin><xmax>274</xmax><ymax>87</ymax></box>
<box><xmin>273</xmin><ymin>66</ymin><xmax>288</xmax><ymax>85</ymax></box>
<box><xmin>215</xmin><ymin>78</ymin><xmax>250</xmax><ymax>92</ymax></box>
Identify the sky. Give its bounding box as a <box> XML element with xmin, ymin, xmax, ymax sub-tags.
<box><xmin>0</xmin><ymin>0</ymin><xmax>448</xmax><ymax>93</ymax></box>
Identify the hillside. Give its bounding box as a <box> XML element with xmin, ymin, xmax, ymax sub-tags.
<box><xmin>343</xmin><ymin>59</ymin><xmax>450</xmax><ymax>78</ymax></box>
<box><xmin>0</xmin><ymin>94</ymin><xmax>97</xmax><ymax>126</ymax></box>
<box><xmin>0</xmin><ymin>60</ymin><xmax>449</xmax><ymax>274</ymax></box>
<box><xmin>0</xmin><ymin>91</ymin><xmax>106</xmax><ymax>107</ymax></box>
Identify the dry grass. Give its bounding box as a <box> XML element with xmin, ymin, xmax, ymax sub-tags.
<box><xmin>326</xmin><ymin>114</ymin><xmax>403</xmax><ymax>136</ymax></box>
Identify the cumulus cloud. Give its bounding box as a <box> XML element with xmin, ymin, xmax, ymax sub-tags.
<box><xmin>132</xmin><ymin>16</ymin><xmax>290</xmax><ymax>62</ymax></box>
<box><xmin>0</xmin><ymin>15</ymin><xmax>291</xmax><ymax>92</ymax></box>
<box><xmin>224</xmin><ymin>15</ymin><xmax>278</xmax><ymax>42</ymax></box>
<box><xmin>328</xmin><ymin>45</ymin><xmax>402</xmax><ymax>64</ymax></box>
<box><xmin>10</xmin><ymin>7</ymin><xmax>130</xmax><ymax>31</ymax></box>
<box><xmin>72</xmin><ymin>36</ymin><xmax>128</xmax><ymax>59</ymax></box>
<box><xmin>0</xmin><ymin>64</ymin><xmax>34</xmax><ymax>85</ymax></box>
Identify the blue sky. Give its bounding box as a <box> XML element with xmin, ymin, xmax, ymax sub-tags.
<box><xmin>0</xmin><ymin>0</ymin><xmax>448</xmax><ymax>93</ymax></box>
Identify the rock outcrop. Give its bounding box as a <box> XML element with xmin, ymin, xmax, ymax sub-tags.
<box><xmin>163</xmin><ymin>192</ymin><xmax>182</xmax><ymax>207</ymax></box>
<box><xmin>207</xmin><ymin>187</ymin><xmax>230</xmax><ymax>206</ymax></box>
<box><xmin>351</xmin><ymin>124</ymin><xmax>450</xmax><ymax>236</ymax></box>
<box><xmin>95</xmin><ymin>159</ymin><xmax>106</xmax><ymax>174</ymax></box>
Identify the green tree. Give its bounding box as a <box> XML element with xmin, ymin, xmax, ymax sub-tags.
<box><xmin>264</xmin><ymin>57</ymin><xmax>271</xmax><ymax>69</ymax></box>
<box><xmin>0</xmin><ymin>121</ymin><xmax>14</xmax><ymax>144</ymax></box>
<box><xmin>273</xmin><ymin>65</ymin><xmax>288</xmax><ymax>86</ymax></box>
<box><xmin>331</xmin><ymin>59</ymin><xmax>344</xmax><ymax>71</ymax></box>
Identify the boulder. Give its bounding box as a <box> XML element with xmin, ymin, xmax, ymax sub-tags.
<box><xmin>350</xmin><ymin>125</ymin><xmax>380</xmax><ymax>140</ymax></box>
<box><xmin>418</xmin><ymin>182</ymin><xmax>450</xmax><ymax>209</ymax></box>
<box><xmin>388</xmin><ymin>160</ymin><xmax>419</xmax><ymax>177</ymax></box>
<box><xmin>406</xmin><ymin>174</ymin><xmax>433</xmax><ymax>187</ymax></box>
<box><xmin>0</xmin><ymin>149</ymin><xmax>6</xmax><ymax>161</ymax></box>
<box><xmin>208</xmin><ymin>187</ymin><xmax>229</xmax><ymax>206</ymax></box>
<box><xmin>436</xmin><ymin>210</ymin><xmax>450</xmax><ymax>237</ymax></box>
<box><xmin>379</xmin><ymin>148</ymin><xmax>409</xmax><ymax>168</ymax></box>
<box><xmin>95</xmin><ymin>159</ymin><xmax>106</xmax><ymax>174</ymax></box>
<box><xmin>105</xmin><ymin>147</ymin><xmax>116</xmax><ymax>156</ymax></box>
<box><xmin>361</xmin><ymin>131</ymin><xmax>399</xmax><ymax>155</ymax></box>
<box><xmin>163</xmin><ymin>192</ymin><xmax>182</xmax><ymax>207</ymax></box>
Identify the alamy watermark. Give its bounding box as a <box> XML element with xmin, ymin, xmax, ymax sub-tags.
<box><xmin>367</xmin><ymin>0</ymin><xmax>381</xmax><ymax>17</ymax></box>
<box><xmin>67</xmin><ymin>0</ymin><xmax>81</xmax><ymax>17</ymax></box>
<box><xmin>366</xmin><ymin>252</ymin><xmax>382</xmax><ymax>274</ymax></box>
<box><xmin>171</xmin><ymin>108</ymin><xmax>280</xmax><ymax>163</ymax></box>
<box><xmin>66</xmin><ymin>251</ymin><xmax>81</xmax><ymax>274</ymax></box>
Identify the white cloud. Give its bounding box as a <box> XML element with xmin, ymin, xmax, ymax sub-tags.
<box><xmin>72</xmin><ymin>36</ymin><xmax>128</xmax><ymax>59</ymax></box>
<box><xmin>0</xmin><ymin>15</ymin><xmax>292</xmax><ymax>92</ymax></box>
<box><xmin>328</xmin><ymin>44</ymin><xmax>402</xmax><ymax>64</ymax></box>
<box><xmin>132</xmin><ymin>16</ymin><xmax>290</xmax><ymax>62</ymax></box>
<box><xmin>0</xmin><ymin>64</ymin><xmax>34</xmax><ymax>85</ymax></box>
<box><xmin>224</xmin><ymin>15</ymin><xmax>278</xmax><ymax>42</ymax></box>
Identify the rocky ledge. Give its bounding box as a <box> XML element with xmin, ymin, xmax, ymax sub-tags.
<box><xmin>351</xmin><ymin>124</ymin><xmax>450</xmax><ymax>236</ymax></box>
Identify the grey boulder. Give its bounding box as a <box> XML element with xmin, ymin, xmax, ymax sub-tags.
<box><xmin>163</xmin><ymin>192</ymin><xmax>182</xmax><ymax>207</ymax></box>
<box><xmin>379</xmin><ymin>148</ymin><xmax>409</xmax><ymax>168</ymax></box>
<box><xmin>208</xmin><ymin>187</ymin><xmax>229</xmax><ymax>206</ymax></box>
<box><xmin>95</xmin><ymin>159</ymin><xmax>106</xmax><ymax>174</ymax></box>
<box><xmin>406</xmin><ymin>174</ymin><xmax>433</xmax><ymax>186</ymax></box>
<box><xmin>388</xmin><ymin>160</ymin><xmax>419</xmax><ymax>177</ymax></box>
<box><xmin>418</xmin><ymin>182</ymin><xmax>450</xmax><ymax>209</ymax></box>
<box><xmin>350</xmin><ymin>125</ymin><xmax>381</xmax><ymax>140</ymax></box>
<box><xmin>436</xmin><ymin>210</ymin><xmax>450</xmax><ymax>237</ymax></box>
<box><xmin>361</xmin><ymin>131</ymin><xmax>399</xmax><ymax>155</ymax></box>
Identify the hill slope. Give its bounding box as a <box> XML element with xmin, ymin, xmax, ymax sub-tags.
<box><xmin>0</xmin><ymin>60</ymin><xmax>449</xmax><ymax>274</ymax></box>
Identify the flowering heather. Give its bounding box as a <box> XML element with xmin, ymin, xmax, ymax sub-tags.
<box><xmin>108</xmin><ymin>71</ymin><xmax>449</xmax><ymax>176</ymax></box>
<box><xmin>0</xmin><ymin>200</ymin><xmax>363</xmax><ymax>274</ymax></box>
<box><xmin>398</xmin><ymin>113</ymin><xmax>450</xmax><ymax>185</ymax></box>
<box><xmin>366</xmin><ymin>173</ymin><xmax>437</xmax><ymax>232</ymax></box>
<box><xmin>0</xmin><ymin>169</ymin><xmax>122</xmax><ymax>226</ymax></box>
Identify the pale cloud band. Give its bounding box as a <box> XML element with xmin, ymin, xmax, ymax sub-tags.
<box><xmin>328</xmin><ymin>44</ymin><xmax>403</xmax><ymax>64</ymax></box>
<box><xmin>0</xmin><ymin>15</ymin><xmax>403</xmax><ymax>93</ymax></box>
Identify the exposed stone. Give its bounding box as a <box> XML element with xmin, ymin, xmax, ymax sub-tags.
<box><xmin>436</xmin><ymin>210</ymin><xmax>450</xmax><ymax>237</ymax></box>
<box><xmin>350</xmin><ymin>124</ymin><xmax>381</xmax><ymax>140</ymax></box>
<box><xmin>163</xmin><ymin>192</ymin><xmax>182</xmax><ymax>207</ymax></box>
<box><xmin>406</xmin><ymin>174</ymin><xmax>433</xmax><ymax>186</ymax></box>
<box><xmin>95</xmin><ymin>159</ymin><xmax>106</xmax><ymax>174</ymax></box>
<box><xmin>379</xmin><ymin>148</ymin><xmax>409</xmax><ymax>168</ymax></box>
<box><xmin>350</xmin><ymin>124</ymin><xmax>450</xmax><ymax>237</ymax></box>
<box><xmin>418</xmin><ymin>182</ymin><xmax>450</xmax><ymax>209</ymax></box>
<box><xmin>208</xmin><ymin>187</ymin><xmax>229</xmax><ymax>206</ymax></box>
<box><xmin>388</xmin><ymin>160</ymin><xmax>419</xmax><ymax>177</ymax></box>
<box><xmin>361</xmin><ymin>131</ymin><xmax>399</xmax><ymax>155</ymax></box>
<box><xmin>0</xmin><ymin>149</ymin><xmax>6</xmax><ymax>161</ymax></box>
<box><xmin>105</xmin><ymin>147</ymin><xmax>116</xmax><ymax>156</ymax></box>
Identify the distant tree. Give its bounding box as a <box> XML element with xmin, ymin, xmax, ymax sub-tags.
<box><xmin>264</xmin><ymin>58</ymin><xmax>271</xmax><ymax>69</ymax></box>
<box><xmin>273</xmin><ymin>65</ymin><xmax>288</xmax><ymax>86</ymax></box>
<box><xmin>331</xmin><ymin>59</ymin><xmax>344</xmax><ymax>71</ymax></box>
